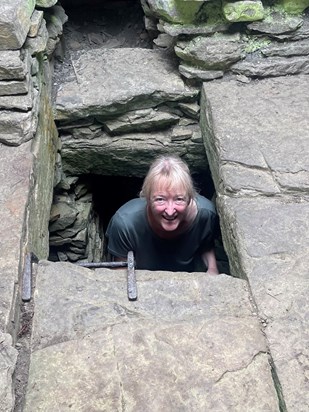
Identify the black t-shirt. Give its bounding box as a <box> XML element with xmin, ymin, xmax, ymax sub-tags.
<box><xmin>106</xmin><ymin>194</ymin><xmax>218</xmax><ymax>272</ymax></box>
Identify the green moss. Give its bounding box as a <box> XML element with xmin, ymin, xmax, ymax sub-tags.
<box><xmin>223</xmin><ymin>0</ymin><xmax>265</xmax><ymax>22</ymax></box>
<box><xmin>280</xmin><ymin>0</ymin><xmax>309</xmax><ymax>14</ymax></box>
<box><xmin>195</xmin><ymin>1</ymin><xmax>226</xmax><ymax>24</ymax></box>
<box><xmin>173</xmin><ymin>0</ymin><xmax>204</xmax><ymax>24</ymax></box>
<box><xmin>243</xmin><ymin>35</ymin><xmax>271</xmax><ymax>53</ymax></box>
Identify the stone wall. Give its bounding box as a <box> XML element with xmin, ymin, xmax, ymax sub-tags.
<box><xmin>1</xmin><ymin>0</ymin><xmax>308</xmax><ymax>279</ymax></box>
<box><xmin>142</xmin><ymin>0</ymin><xmax>309</xmax><ymax>83</ymax></box>
<box><xmin>0</xmin><ymin>1</ymin><xmax>308</xmax><ymax>410</ymax></box>
<box><xmin>1</xmin><ymin>0</ymin><xmax>308</xmax><ymax>295</ymax></box>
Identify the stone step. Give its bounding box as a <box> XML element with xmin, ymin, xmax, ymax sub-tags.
<box><xmin>24</xmin><ymin>261</ymin><xmax>279</xmax><ymax>411</ymax></box>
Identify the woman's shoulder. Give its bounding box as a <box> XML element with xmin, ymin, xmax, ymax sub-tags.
<box><xmin>195</xmin><ymin>194</ymin><xmax>216</xmax><ymax>214</ymax></box>
<box><xmin>114</xmin><ymin>198</ymin><xmax>147</xmax><ymax>223</ymax></box>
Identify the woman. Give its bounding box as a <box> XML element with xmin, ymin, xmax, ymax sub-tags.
<box><xmin>106</xmin><ymin>155</ymin><xmax>219</xmax><ymax>273</ymax></box>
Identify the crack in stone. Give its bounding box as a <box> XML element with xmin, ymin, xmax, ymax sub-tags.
<box><xmin>214</xmin><ymin>350</ymin><xmax>268</xmax><ymax>384</ymax></box>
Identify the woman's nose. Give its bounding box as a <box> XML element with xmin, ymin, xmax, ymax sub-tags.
<box><xmin>165</xmin><ymin>201</ymin><xmax>176</xmax><ymax>215</ymax></box>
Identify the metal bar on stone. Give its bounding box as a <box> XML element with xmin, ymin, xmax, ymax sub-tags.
<box><xmin>77</xmin><ymin>261</ymin><xmax>128</xmax><ymax>268</ymax></box>
<box><xmin>22</xmin><ymin>252</ymin><xmax>32</xmax><ymax>302</ymax></box>
<box><xmin>127</xmin><ymin>251</ymin><xmax>137</xmax><ymax>301</ymax></box>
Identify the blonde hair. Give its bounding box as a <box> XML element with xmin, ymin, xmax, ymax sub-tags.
<box><xmin>140</xmin><ymin>155</ymin><xmax>197</xmax><ymax>201</ymax></box>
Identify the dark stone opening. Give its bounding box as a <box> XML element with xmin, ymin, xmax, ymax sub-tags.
<box><xmin>58</xmin><ymin>0</ymin><xmax>152</xmax><ymax>54</ymax></box>
<box><xmin>49</xmin><ymin>0</ymin><xmax>230</xmax><ymax>274</ymax></box>
<box><xmin>48</xmin><ymin>172</ymin><xmax>230</xmax><ymax>274</ymax></box>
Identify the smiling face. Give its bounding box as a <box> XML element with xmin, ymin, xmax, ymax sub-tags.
<box><xmin>147</xmin><ymin>177</ymin><xmax>193</xmax><ymax>237</ymax></box>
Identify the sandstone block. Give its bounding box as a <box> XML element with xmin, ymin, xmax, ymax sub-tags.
<box><xmin>54</xmin><ymin>48</ymin><xmax>199</xmax><ymax>122</ymax></box>
<box><xmin>175</xmin><ymin>34</ymin><xmax>245</xmax><ymax>70</ymax></box>
<box><xmin>24</xmin><ymin>262</ymin><xmax>279</xmax><ymax>411</ymax></box>
<box><xmin>0</xmin><ymin>0</ymin><xmax>35</xmax><ymax>50</ymax></box>
<box><xmin>0</xmin><ymin>50</ymin><xmax>30</xmax><ymax>81</ymax></box>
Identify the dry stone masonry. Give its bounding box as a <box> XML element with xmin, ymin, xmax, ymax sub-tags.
<box><xmin>0</xmin><ymin>0</ymin><xmax>308</xmax><ymax>411</ymax></box>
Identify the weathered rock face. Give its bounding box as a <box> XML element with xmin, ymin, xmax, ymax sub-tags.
<box><xmin>141</xmin><ymin>0</ymin><xmax>309</xmax><ymax>83</ymax></box>
<box><xmin>0</xmin><ymin>0</ymin><xmax>35</xmax><ymax>51</ymax></box>
<box><xmin>0</xmin><ymin>332</ymin><xmax>18</xmax><ymax>411</ymax></box>
<box><xmin>54</xmin><ymin>47</ymin><xmax>207</xmax><ymax>177</ymax></box>
<box><xmin>24</xmin><ymin>262</ymin><xmax>280</xmax><ymax>411</ymax></box>
<box><xmin>49</xmin><ymin>177</ymin><xmax>104</xmax><ymax>263</ymax></box>
<box><xmin>0</xmin><ymin>0</ymin><xmax>309</xmax><ymax>410</ymax></box>
<box><xmin>200</xmin><ymin>75</ymin><xmax>309</xmax><ymax>411</ymax></box>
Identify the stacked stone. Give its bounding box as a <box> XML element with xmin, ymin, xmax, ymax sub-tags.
<box><xmin>0</xmin><ymin>0</ymin><xmax>67</xmax><ymax>146</ymax></box>
<box><xmin>54</xmin><ymin>46</ymin><xmax>208</xmax><ymax>178</ymax></box>
<box><xmin>49</xmin><ymin>177</ymin><xmax>104</xmax><ymax>263</ymax></box>
<box><xmin>141</xmin><ymin>0</ymin><xmax>309</xmax><ymax>83</ymax></box>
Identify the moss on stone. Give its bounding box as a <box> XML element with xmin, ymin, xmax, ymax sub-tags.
<box><xmin>223</xmin><ymin>0</ymin><xmax>265</xmax><ymax>22</ymax></box>
<box><xmin>280</xmin><ymin>0</ymin><xmax>309</xmax><ymax>14</ymax></box>
<box><xmin>243</xmin><ymin>35</ymin><xmax>271</xmax><ymax>53</ymax></box>
<box><xmin>174</xmin><ymin>0</ymin><xmax>203</xmax><ymax>23</ymax></box>
<box><xmin>194</xmin><ymin>1</ymin><xmax>226</xmax><ymax>25</ymax></box>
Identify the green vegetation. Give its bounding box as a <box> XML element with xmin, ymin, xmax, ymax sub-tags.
<box><xmin>243</xmin><ymin>35</ymin><xmax>271</xmax><ymax>53</ymax></box>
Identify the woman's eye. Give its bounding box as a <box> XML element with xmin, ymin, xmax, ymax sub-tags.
<box><xmin>175</xmin><ymin>197</ymin><xmax>186</xmax><ymax>204</ymax></box>
<box><xmin>154</xmin><ymin>197</ymin><xmax>165</xmax><ymax>203</ymax></box>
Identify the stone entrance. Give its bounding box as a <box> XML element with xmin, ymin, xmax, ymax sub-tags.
<box><xmin>0</xmin><ymin>1</ymin><xmax>308</xmax><ymax>411</ymax></box>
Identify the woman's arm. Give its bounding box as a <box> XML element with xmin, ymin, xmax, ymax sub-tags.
<box><xmin>201</xmin><ymin>249</ymin><xmax>219</xmax><ymax>275</ymax></box>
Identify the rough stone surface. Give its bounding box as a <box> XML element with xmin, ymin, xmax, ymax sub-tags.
<box><xmin>0</xmin><ymin>88</ymin><xmax>39</xmax><ymax>146</ymax></box>
<box><xmin>0</xmin><ymin>50</ymin><xmax>30</xmax><ymax>81</ymax></box>
<box><xmin>200</xmin><ymin>75</ymin><xmax>309</xmax><ymax>411</ymax></box>
<box><xmin>247</xmin><ymin>13</ymin><xmax>303</xmax><ymax>35</ymax></box>
<box><xmin>201</xmin><ymin>76</ymin><xmax>309</xmax><ymax>196</ymax></box>
<box><xmin>0</xmin><ymin>1</ymin><xmax>308</xmax><ymax>410</ymax></box>
<box><xmin>24</xmin><ymin>261</ymin><xmax>279</xmax><ymax>411</ymax></box>
<box><xmin>223</xmin><ymin>0</ymin><xmax>264</xmax><ymax>23</ymax></box>
<box><xmin>161</xmin><ymin>20</ymin><xmax>230</xmax><ymax>37</ymax></box>
<box><xmin>281</xmin><ymin>0</ymin><xmax>309</xmax><ymax>14</ymax></box>
<box><xmin>0</xmin><ymin>0</ymin><xmax>35</xmax><ymax>50</ymax></box>
<box><xmin>36</xmin><ymin>0</ymin><xmax>58</xmax><ymax>7</ymax></box>
<box><xmin>102</xmin><ymin>108</ymin><xmax>180</xmax><ymax>135</ymax></box>
<box><xmin>54</xmin><ymin>48</ymin><xmax>199</xmax><ymax>122</ymax></box>
<box><xmin>0</xmin><ymin>332</ymin><xmax>18</xmax><ymax>412</ymax></box>
<box><xmin>60</xmin><ymin>125</ymin><xmax>208</xmax><ymax>177</ymax></box>
<box><xmin>175</xmin><ymin>34</ymin><xmax>245</xmax><ymax>70</ymax></box>
<box><xmin>140</xmin><ymin>0</ymin><xmax>204</xmax><ymax>24</ymax></box>
<box><xmin>231</xmin><ymin>55</ymin><xmax>309</xmax><ymax>77</ymax></box>
<box><xmin>0</xmin><ymin>142</ymin><xmax>33</xmax><ymax>330</ymax></box>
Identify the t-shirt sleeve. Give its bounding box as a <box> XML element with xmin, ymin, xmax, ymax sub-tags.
<box><xmin>106</xmin><ymin>213</ymin><xmax>134</xmax><ymax>258</ymax></box>
<box><xmin>199</xmin><ymin>209</ymin><xmax>219</xmax><ymax>252</ymax></box>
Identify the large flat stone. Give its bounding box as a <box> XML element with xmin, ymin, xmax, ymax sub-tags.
<box><xmin>201</xmin><ymin>75</ymin><xmax>309</xmax><ymax>196</ymax></box>
<box><xmin>216</xmin><ymin>196</ymin><xmax>309</xmax><ymax>411</ymax></box>
<box><xmin>0</xmin><ymin>332</ymin><xmax>18</xmax><ymax>412</ymax></box>
<box><xmin>60</xmin><ymin>126</ymin><xmax>207</xmax><ymax>177</ymax></box>
<box><xmin>54</xmin><ymin>48</ymin><xmax>199</xmax><ymax>121</ymax></box>
<box><xmin>200</xmin><ymin>76</ymin><xmax>308</xmax><ymax>410</ymax></box>
<box><xmin>0</xmin><ymin>142</ymin><xmax>33</xmax><ymax>330</ymax></box>
<box><xmin>24</xmin><ymin>261</ymin><xmax>279</xmax><ymax>410</ymax></box>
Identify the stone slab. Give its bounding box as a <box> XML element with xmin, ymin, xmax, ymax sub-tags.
<box><xmin>0</xmin><ymin>142</ymin><xmax>33</xmax><ymax>330</ymax></box>
<box><xmin>54</xmin><ymin>48</ymin><xmax>199</xmax><ymax>121</ymax></box>
<box><xmin>25</xmin><ymin>261</ymin><xmax>279</xmax><ymax>411</ymax></box>
<box><xmin>216</xmin><ymin>196</ymin><xmax>309</xmax><ymax>411</ymax></box>
<box><xmin>0</xmin><ymin>50</ymin><xmax>29</xmax><ymax>81</ymax></box>
<box><xmin>200</xmin><ymin>75</ymin><xmax>309</xmax><ymax>410</ymax></box>
<box><xmin>0</xmin><ymin>332</ymin><xmax>18</xmax><ymax>412</ymax></box>
<box><xmin>60</xmin><ymin>126</ymin><xmax>207</xmax><ymax>177</ymax></box>
<box><xmin>201</xmin><ymin>75</ymin><xmax>309</xmax><ymax>196</ymax></box>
